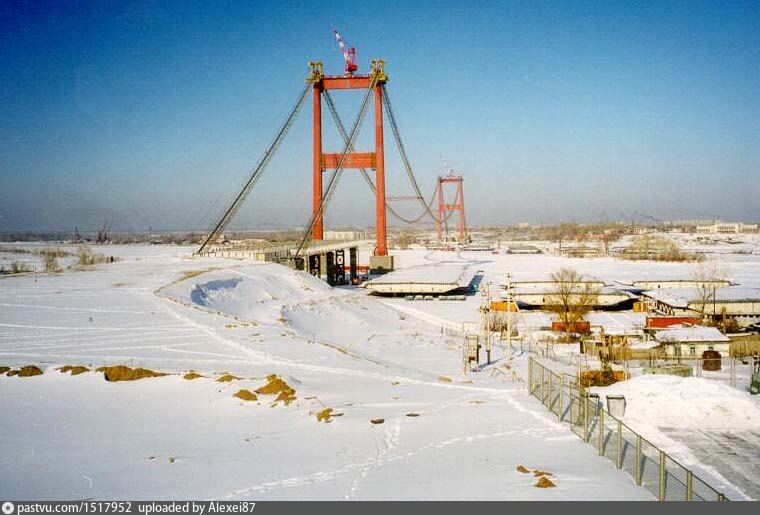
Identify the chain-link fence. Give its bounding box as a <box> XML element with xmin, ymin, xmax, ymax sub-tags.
<box><xmin>528</xmin><ymin>357</ymin><xmax>729</xmax><ymax>501</ymax></box>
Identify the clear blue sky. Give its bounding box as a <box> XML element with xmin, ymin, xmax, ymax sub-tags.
<box><xmin>1</xmin><ymin>0</ymin><xmax>759</xmax><ymax>232</ymax></box>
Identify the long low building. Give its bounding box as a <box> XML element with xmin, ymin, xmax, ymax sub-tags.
<box><xmin>642</xmin><ymin>287</ymin><xmax>760</xmax><ymax>325</ymax></box>
<box><xmin>364</xmin><ymin>265</ymin><xmax>475</xmax><ymax>295</ymax></box>
<box><xmin>499</xmin><ymin>275</ymin><xmax>634</xmax><ymax>309</ymax></box>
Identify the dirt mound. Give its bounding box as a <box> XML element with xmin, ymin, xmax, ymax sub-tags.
<box><xmin>233</xmin><ymin>389</ymin><xmax>258</xmax><ymax>401</ymax></box>
<box><xmin>255</xmin><ymin>374</ymin><xmax>296</xmax><ymax>405</ymax></box>
<box><xmin>96</xmin><ymin>365</ymin><xmax>168</xmax><ymax>382</ymax></box>
<box><xmin>370</xmin><ymin>418</ymin><xmax>385</xmax><ymax>425</ymax></box>
<box><xmin>535</xmin><ymin>476</ymin><xmax>556</xmax><ymax>488</ymax></box>
<box><xmin>533</xmin><ymin>469</ymin><xmax>552</xmax><ymax>477</ymax></box>
<box><xmin>0</xmin><ymin>366</ymin><xmax>10</xmax><ymax>375</ymax></box>
<box><xmin>8</xmin><ymin>365</ymin><xmax>43</xmax><ymax>377</ymax></box>
<box><xmin>315</xmin><ymin>408</ymin><xmax>333</xmax><ymax>422</ymax></box>
<box><xmin>58</xmin><ymin>365</ymin><xmax>89</xmax><ymax>376</ymax></box>
<box><xmin>437</xmin><ymin>375</ymin><xmax>453</xmax><ymax>383</ymax></box>
<box><xmin>183</xmin><ymin>371</ymin><xmax>204</xmax><ymax>380</ymax></box>
<box><xmin>216</xmin><ymin>374</ymin><xmax>241</xmax><ymax>382</ymax></box>
<box><xmin>516</xmin><ymin>465</ymin><xmax>530</xmax><ymax>473</ymax></box>
<box><xmin>405</xmin><ymin>413</ymin><xmax>420</xmax><ymax>417</ymax></box>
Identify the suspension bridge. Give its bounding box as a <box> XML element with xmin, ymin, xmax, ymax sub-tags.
<box><xmin>195</xmin><ymin>31</ymin><xmax>469</xmax><ymax>281</ymax></box>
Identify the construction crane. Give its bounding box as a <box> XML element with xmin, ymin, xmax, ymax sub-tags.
<box><xmin>333</xmin><ymin>29</ymin><xmax>358</xmax><ymax>75</ymax></box>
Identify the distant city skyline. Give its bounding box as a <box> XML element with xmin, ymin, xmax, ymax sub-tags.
<box><xmin>2</xmin><ymin>0</ymin><xmax>759</xmax><ymax>232</ymax></box>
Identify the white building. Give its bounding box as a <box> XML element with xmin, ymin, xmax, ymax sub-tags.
<box><xmin>655</xmin><ymin>326</ymin><xmax>730</xmax><ymax>357</ymax></box>
<box><xmin>696</xmin><ymin>222</ymin><xmax>758</xmax><ymax>234</ymax></box>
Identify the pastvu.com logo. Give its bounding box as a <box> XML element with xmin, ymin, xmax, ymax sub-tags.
<box><xmin>2</xmin><ymin>502</ymin><xmax>14</xmax><ymax>515</ymax></box>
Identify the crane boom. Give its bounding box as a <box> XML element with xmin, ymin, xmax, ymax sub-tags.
<box><xmin>333</xmin><ymin>29</ymin><xmax>358</xmax><ymax>75</ymax></box>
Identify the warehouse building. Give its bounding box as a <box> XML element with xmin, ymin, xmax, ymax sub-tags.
<box><xmin>641</xmin><ymin>287</ymin><xmax>760</xmax><ymax>326</ymax></box>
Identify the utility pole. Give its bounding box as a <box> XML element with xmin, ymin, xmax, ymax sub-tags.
<box><xmin>506</xmin><ymin>272</ymin><xmax>513</xmax><ymax>355</ymax></box>
<box><xmin>480</xmin><ymin>282</ymin><xmax>492</xmax><ymax>364</ymax></box>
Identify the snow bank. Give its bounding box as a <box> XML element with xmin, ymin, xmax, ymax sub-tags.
<box><xmin>592</xmin><ymin>375</ymin><xmax>760</xmax><ymax>431</ymax></box>
<box><xmin>165</xmin><ymin>263</ymin><xmax>336</xmax><ymax>321</ymax></box>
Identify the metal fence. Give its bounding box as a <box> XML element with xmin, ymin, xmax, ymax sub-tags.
<box><xmin>527</xmin><ymin>357</ymin><xmax>729</xmax><ymax>501</ymax></box>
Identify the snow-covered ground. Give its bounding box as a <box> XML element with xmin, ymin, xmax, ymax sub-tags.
<box><xmin>1</xmin><ymin>239</ymin><xmax>759</xmax><ymax>500</ymax></box>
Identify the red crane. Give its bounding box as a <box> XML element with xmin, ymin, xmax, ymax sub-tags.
<box><xmin>333</xmin><ymin>29</ymin><xmax>358</xmax><ymax>75</ymax></box>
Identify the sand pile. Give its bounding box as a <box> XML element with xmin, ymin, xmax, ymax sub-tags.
<box><xmin>535</xmin><ymin>476</ymin><xmax>556</xmax><ymax>488</ymax></box>
<box><xmin>216</xmin><ymin>374</ymin><xmax>241</xmax><ymax>382</ymax></box>
<box><xmin>233</xmin><ymin>389</ymin><xmax>258</xmax><ymax>401</ymax></box>
<box><xmin>255</xmin><ymin>374</ymin><xmax>296</xmax><ymax>405</ymax></box>
<box><xmin>7</xmin><ymin>365</ymin><xmax>43</xmax><ymax>377</ymax></box>
<box><xmin>183</xmin><ymin>371</ymin><xmax>204</xmax><ymax>380</ymax></box>
<box><xmin>58</xmin><ymin>365</ymin><xmax>89</xmax><ymax>376</ymax></box>
<box><xmin>315</xmin><ymin>408</ymin><xmax>333</xmax><ymax>422</ymax></box>
<box><xmin>96</xmin><ymin>365</ymin><xmax>168</xmax><ymax>382</ymax></box>
<box><xmin>0</xmin><ymin>366</ymin><xmax>9</xmax><ymax>375</ymax></box>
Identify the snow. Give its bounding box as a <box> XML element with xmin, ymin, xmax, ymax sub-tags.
<box><xmin>644</xmin><ymin>287</ymin><xmax>760</xmax><ymax>307</ymax></box>
<box><xmin>592</xmin><ymin>375</ymin><xmax>760</xmax><ymax>431</ymax></box>
<box><xmin>655</xmin><ymin>326</ymin><xmax>731</xmax><ymax>343</ymax></box>
<box><xmin>3</xmin><ymin>239</ymin><xmax>760</xmax><ymax>500</ymax></box>
<box><xmin>592</xmin><ymin>375</ymin><xmax>760</xmax><ymax>500</ymax></box>
<box><xmin>365</xmin><ymin>264</ymin><xmax>470</xmax><ymax>285</ymax></box>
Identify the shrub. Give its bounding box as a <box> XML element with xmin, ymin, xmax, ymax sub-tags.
<box><xmin>42</xmin><ymin>249</ymin><xmax>61</xmax><ymax>272</ymax></box>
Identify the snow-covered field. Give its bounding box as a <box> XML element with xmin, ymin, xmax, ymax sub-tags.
<box><xmin>1</xmin><ymin>239</ymin><xmax>759</xmax><ymax>500</ymax></box>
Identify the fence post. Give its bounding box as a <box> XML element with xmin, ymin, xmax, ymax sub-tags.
<box><xmin>730</xmin><ymin>358</ymin><xmax>735</xmax><ymax>388</ymax></box>
<box><xmin>635</xmin><ymin>435</ymin><xmax>642</xmax><ymax>486</ymax></box>
<box><xmin>558</xmin><ymin>373</ymin><xmax>564</xmax><ymax>422</ymax></box>
<box><xmin>584</xmin><ymin>392</ymin><xmax>589</xmax><ymax>443</ymax></box>
<box><xmin>686</xmin><ymin>471</ymin><xmax>692</xmax><ymax>501</ymax></box>
<box><xmin>528</xmin><ymin>358</ymin><xmax>533</xmax><ymax>396</ymax></box>
<box><xmin>548</xmin><ymin>371</ymin><xmax>553</xmax><ymax>409</ymax></box>
<box><xmin>616</xmin><ymin>419</ymin><xmax>623</xmax><ymax>469</ymax></box>
<box><xmin>598</xmin><ymin>408</ymin><xmax>605</xmax><ymax>456</ymax></box>
<box><xmin>659</xmin><ymin>450</ymin><xmax>666</xmax><ymax>501</ymax></box>
<box><xmin>540</xmin><ymin>365</ymin><xmax>545</xmax><ymax>404</ymax></box>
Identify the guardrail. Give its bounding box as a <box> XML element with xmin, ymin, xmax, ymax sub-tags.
<box><xmin>527</xmin><ymin>357</ymin><xmax>729</xmax><ymax>501</ymax></box>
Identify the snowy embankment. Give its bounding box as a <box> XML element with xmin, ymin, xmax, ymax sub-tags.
<box><xmin>0</xmin><ymin>246</ymin><xmax>656</xmax><ymax>500</ymax></box>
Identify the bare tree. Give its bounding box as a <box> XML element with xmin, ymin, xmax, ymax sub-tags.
<box><xmin>547</xmin><ymin>268</ymin><xmax>600</xmax><ymax>341</ymax></box>
<box><xmin>691</xmin><ymin>261</ymin><xmax>729</xmax><ymax>322</ymax></box>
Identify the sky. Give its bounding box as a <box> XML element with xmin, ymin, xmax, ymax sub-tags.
<box><xmin>1</xmin><ymin>0</ymin><xmax>759</xmax><ymax>232</ymax></box>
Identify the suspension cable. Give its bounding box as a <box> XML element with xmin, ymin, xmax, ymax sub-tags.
<box><xmin>322</xmin><ymin>90</ymin><xmax>425</xmax><ymax>224</ymax></box>
<box><xmin>197</xmin><ymin>84</ymin><xmax>311</xmax><ymax>254</ymax></box>
<box><xmin>382</xmin><ymin>87</ymin><xmax>438</xmax><ymax>222</ymax></box>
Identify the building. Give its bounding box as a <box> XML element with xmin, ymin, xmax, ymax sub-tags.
<box><xmin>502</xmin><ymin>275</ymin><xmax>634</xmax><ymax>309</ymax></box>
<box><xmin>618</xmin><ymin>278</ymin><xmax>733</xmax><ymax>291</ymax></box>
<box><xmin>696</xmin><ymin>222</ymin><xmax>758</xmax><ymax>235</ymax></box>
<box><xmin>641</xmin><ymin>287</ymin><xmax>760</xmax><ymax>326</ymax></box>
<box><xmin>655</xmin><ymin>325</ymin><xmax>731</xmax><ymax>357</ymax></box>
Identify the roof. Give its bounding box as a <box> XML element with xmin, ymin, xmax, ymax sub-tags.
<box><xmin>642</xmin><ymin>287</ymin><xmax>760</xmax><ymax>307</ymax></box>
<box><xmin>367</xmin><ymin>265</ymin><xmax>470</xmax><ymax>285</ymax></box>
<box><xmin>655</xmin><ymin>326</ymin><xmax>730</xmax><ymax>343</ymax></box>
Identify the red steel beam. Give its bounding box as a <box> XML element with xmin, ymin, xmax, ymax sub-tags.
<box><xmin>322</xmin><ymin>152</ymin><xmax>375</xmax><ymax>169</ymax></box>
<box><xmin>374</xmin><ymin>82</ymin><xmax>387</xmax><ymax>256</ymax></box>
<box><xmin>312</xmin><ymin>85</ymin><xmax>324</xmax><ymax>241</ymax></box>
<box><xmin>321</xmin><ymin>75</ymin><xmax>373</xmax><ymax>90</ymax></box>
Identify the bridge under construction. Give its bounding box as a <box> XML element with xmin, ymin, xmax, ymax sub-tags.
<box><xmin>195</xmin><ymin>31</ymin><xmax>470</xmax><ymax>280</ymax></box>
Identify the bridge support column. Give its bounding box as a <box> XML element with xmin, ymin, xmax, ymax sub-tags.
<box><xmin>308</xmin><ymin>254</ymin><xmax>321</xmax><ymax>277</ymax></box>
<box><xmin>335</xmin><ymin>250</ymin><xmax>346</xmax><ymax>285</ymax></box>
<box><xmin>349</xmin><ymin>247</ymin><xmax>358</xmax><ymax>284</ymax></box>
<box><xmin>325</xmin><ymin>251</ymin><xmax>336</xmax><ymax>286</ymax></box>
